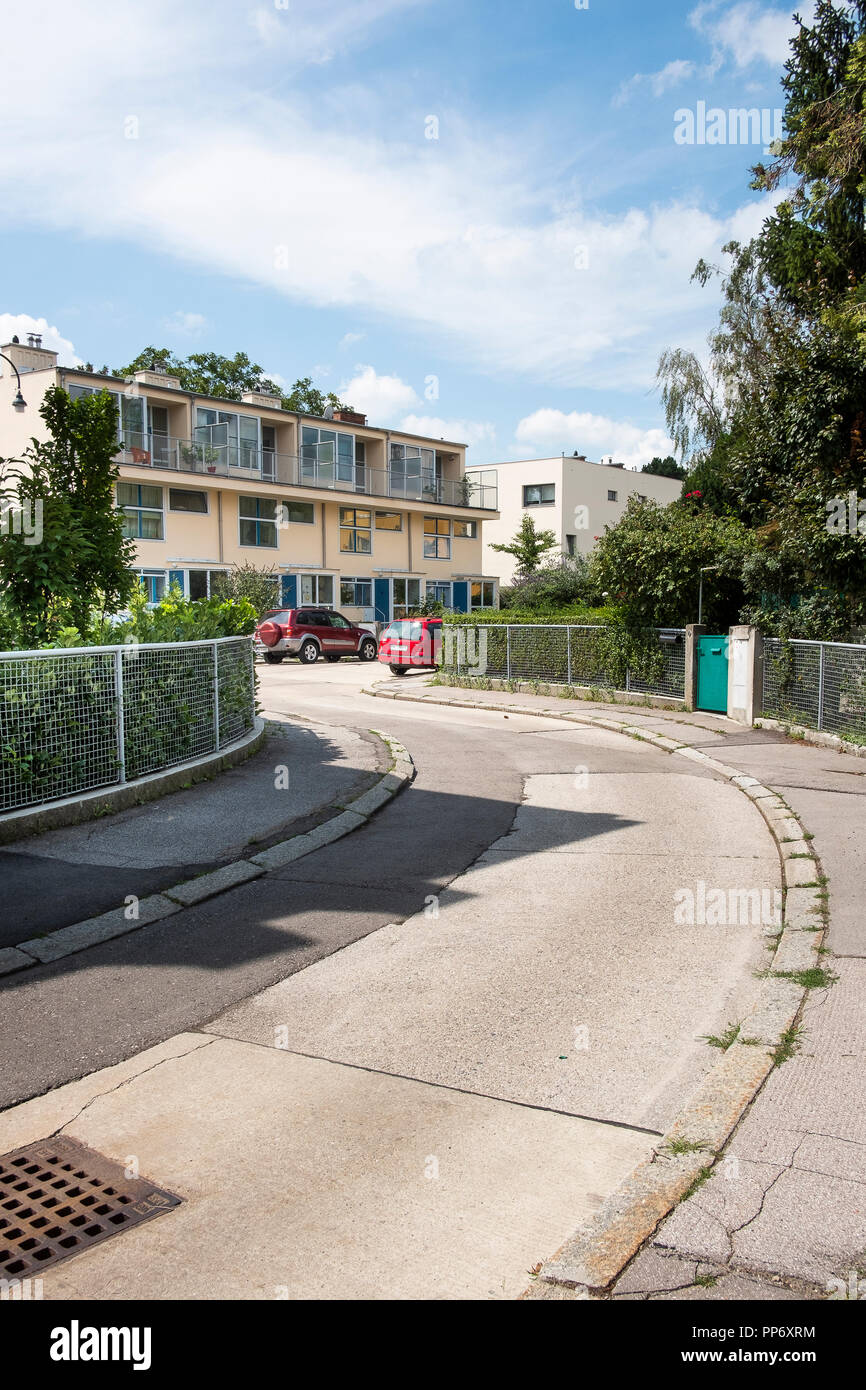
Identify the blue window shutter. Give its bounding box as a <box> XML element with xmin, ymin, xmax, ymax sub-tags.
<box><xmin>374</xmin><ymin>577</ymin><xmax>390</xmax><ymax>622</ymax></box>
<box><xmin>168</xmin><ymin>569</ymin><xmax>185</xmax><ymax>594</ymax></box>
<box><xmin>281</xmin><ymin>574</ymin><xmax>297</xmax><ymax>607</ymax></box>
<box><xmin>452</xmin><ymin>580</ymin><xmax>469</xmax><ymax>613</ymax></box>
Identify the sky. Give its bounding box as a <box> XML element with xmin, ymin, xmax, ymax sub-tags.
<box><xmin>0</xmin><ymin>0</ymin><xmax>808</xmax><ymax>468</ymax></box>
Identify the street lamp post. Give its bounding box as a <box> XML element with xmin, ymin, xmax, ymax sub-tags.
<box><xmin>0</xmin><ymin>353</ymin><xmax>27</xmax><ymax>412</ymax></box>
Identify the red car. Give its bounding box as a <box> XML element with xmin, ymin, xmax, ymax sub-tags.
<box><xmin>255</xmin><ymin>608</ymin><xmax>378</xmax><ymax>665</ymax></box>
<box><xmin>378</xmin><ymin>617</ymin><xmax>442</xmax><ymax>676</ymax></box>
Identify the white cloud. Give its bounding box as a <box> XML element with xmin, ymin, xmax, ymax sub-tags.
<box><xmin>0</xmin><ymin>0</ymin><xmax>781</xmax><ymax>395</ymax></box>
<box><xmin>688</xmin><ymin>1</ymin><xmax>808</xmax><ymax>69</ymax></box>
<box><xmin>614</xmin><ymin>60</ymin><xmax>700</xmax><ymax>108</ymax></box>
<box><xmin>163</xmin><ymin>310</ymin><xmax>207</xmax><ymax>335</ymax></box>
<box><xmin>399</xmin><ymin>414</ymin><xmax>495</xmax><ymax>447</ymax></box>
<box><xmin>514</xmin><ymin>409</ymin><xmax>675</xmax><ymax>471</ymax></box>
<box><xmin>249</xmin><ymin>0</ymin><xmax>425</xmax><ymax>66</ymax></box>
<box><xmin>340</xmin><ymin>365</ymin><xmax>420</xmax><ymax>421</ymax></box>
<box><xmin>339</xmin><ymin>332</ymin><xmax>366</xmax><ymax>350</ymax></box>
<box><xmin>0</xmin><ymin>313</ymin><xmax>80</xmax><ymax>364</ymax></box>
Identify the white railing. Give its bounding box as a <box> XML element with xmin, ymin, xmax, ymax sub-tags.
<box><xmin>0</xmin><ymin>637</ymin><xmax>256</xmax><ymax>815</ymax></box>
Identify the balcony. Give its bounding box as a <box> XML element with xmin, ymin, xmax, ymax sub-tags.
<box><xmin>116</xmin><ymin>435</ymin><xmax>498</xmax><ymax>510</ymax></box>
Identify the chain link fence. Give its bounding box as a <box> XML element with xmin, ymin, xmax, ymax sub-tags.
<box><xmin>442</xmin><ymin>624</ymin><xmax>686</xmax><ymax>700</ymax></box>
<box><xmin>762</xmin><ymin>637</ymin><xmax>866</xmax><ymax>742</ymax></box>
<box><xmin>0</xmin><ymin>636</ymin><xmax>256</xmax><ymax>814</ymax></box>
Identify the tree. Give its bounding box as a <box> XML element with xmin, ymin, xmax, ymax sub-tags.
<box><xmin>490</xmin><ymin>515</ymin><xmax>558</xmax><ymax>577</ymax></box>
<box><xmin>1</xmin><ymin>387</ymin><xmax>135</xmax><ymax>645</ymax></box>
<box><xmin>115</xmin><ymin>348</ymin><xmax>346</xmax><ymax>416</ymax></box>
<box><xmin>591</xmin><ymin>496</ymin><xmax>752</xmax><ymax>631</ymax></box>
<box><xmin>210</xmin><ymin>562</ymin><xmax>279</xmax><ymax>614</ymax></box>
<box><xmin>641</xmin><ymin>455</ymin><xmax>687</xmax><ymax>480</ymax></box>
<box><xmin>502</xmin><ymin>554</ymin><xmax>596</xmax><ymax>611</ymax></box>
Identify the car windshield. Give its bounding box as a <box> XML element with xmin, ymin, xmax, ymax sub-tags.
<box><xmin>387</xmin><ymin>621</ymin><xmax>424</xmax><ymax>640</ymax></box>
<box><xmin>261</xmin><ymin>611</ymin><xmax>292</xmax><ymax>624</ymax></box>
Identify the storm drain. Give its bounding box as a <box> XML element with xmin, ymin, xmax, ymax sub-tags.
<box><xmin>0</xmin><ymin>1135</ymin><xmax>181</xmax><ymax>1277</ymax></box>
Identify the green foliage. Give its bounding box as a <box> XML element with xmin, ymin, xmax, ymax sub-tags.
<box><xmin>209</xmin><ymin>562</ymin><xmax>280</xmax><ymax>615</ymax></box>
<box><xmin>114</xmin><ymin>348</ymin><xmax>346</xmax><ymax>417</ymax></box>
<box><xmin>490</xmin><ymin>514</ymin><xmax>558</xmax><ymax>577</ymax></box>
<box><xmin>591</xmin><ymin>496</ymin><xmax>752</xmax><ymax>630</ymax></box>
<box><xmin>0</xmin><ymin>387</ymin><xmax>136</xmax><ymax>646</ymax></box>
<box><xmin>641</xmin><ymin>455</ymin><xmax>687</xmax><ymax>480</ymax></box>
<box><xmin>499</xmin><ymin>554</ymin><xmax>597</xmax><ymax>611</ymax></box>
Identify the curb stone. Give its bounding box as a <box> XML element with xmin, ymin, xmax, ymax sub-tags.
<box><xmin>0</xmin><ymin>732</ymin><xmax>415</xmax><ymax>977</ymax></box>
<box><xmin>367</xmin><ymin>683</ymin><xmax>826</xmax><ymax>1296</ymax></box>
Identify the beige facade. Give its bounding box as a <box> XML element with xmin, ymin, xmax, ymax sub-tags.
<box><xmin>467</xmin><ymin>454</ymin><xmax>682</xmax><ymax>587</ymax></box>
<box><xmin>0</xmin><ymin>340</ymin><xmax>500</xmax><ymax>622</ymax></box>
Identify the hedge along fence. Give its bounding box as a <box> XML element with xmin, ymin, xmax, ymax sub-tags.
<box><xmin>0</xmin><ymin>636</ymin><xmax>256</xmax><ymax>814</ymax></box>
<box><xmin>441</xmin><ymin>623</ymin><xmax>687</xmax><ymax>701</ymax></box>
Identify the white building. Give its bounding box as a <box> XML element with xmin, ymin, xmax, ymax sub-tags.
<box><xmin>467</xmin><ymin>454</ymin><xmax>683</xmax><ymax>587</ymax></box>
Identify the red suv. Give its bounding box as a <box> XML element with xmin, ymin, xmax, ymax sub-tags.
<box><xmin>255</xmin><ymin>609</ymin><xmax>379</xmax><ymax>665</ymax></box>
<box><xmin>377</xmin><ymin>617</ymin><xmax>442</xmax><ymax>676</ymax></box>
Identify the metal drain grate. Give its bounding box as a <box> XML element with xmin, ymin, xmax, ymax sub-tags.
<box><xmin>0</xmin><ymin>1135</ymin><xmax>181</xmax><ymax>1277</ymax></box>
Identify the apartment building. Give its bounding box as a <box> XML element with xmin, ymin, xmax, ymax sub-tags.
<box><xmin>0</xmin><ymin>337</ymin><xmax>500</xmax><ymax>622</ymax></box>
<box><xmin>467</xmin><ymin>453</ymin><xmax>682</xmax><ymax>586</ymax></box>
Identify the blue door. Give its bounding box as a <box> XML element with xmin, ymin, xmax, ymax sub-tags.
<box><xmin>697</xmin><ymin>635</ymin><xmax>729</xmax><ymax>713</ymax></box>
<box><xmin>281</xmin><ymin>574</ymin><xmax>297</xmax><ymax>608</ymax></box>
<box><xmin>374</xmin><ymin>577</ymin><xmax>391</xmax><ymax>623</ymax></box>
<box><xmin>451</xmin><ymin>580</ymin><xmax>469</xmax><ymax>614</ymax></box>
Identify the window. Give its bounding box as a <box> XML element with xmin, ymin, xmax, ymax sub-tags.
<box><xmin>71</xmin><ymin>383</ymin><xmax>145</xmax><ymax>448</ymax></box>
<box><xmin>299</xmin><ymin>574</ymin><xmax>334</xmax><ymax>606</ymax></box>
<box><xmin>133</xmin><ymin>570</ymin><xmax>167</xmax><ymax>605</ymax></box>
<box><xmin>188</xmin><ymin>568</ymin><xmax>235</xmax><ymax>600</ymax></box>
<box><xmin>426</xmin><ymin>581</ymin><xmax>451</xmax><ymax>606</ymax></box>
<box><xmin>453</xmin><ymin>519</ymin><xmax>477</xmax><ymax>539</ymax></box>
<box><xmin>282</xmin><ymin>501</ymin><xmax>314</xmax><ymax>525</ymax></box>
<box><xmin>393</xmin><ymin>578</ymin><xmax>422</xmax><ymax>618</ymax></box>
<box><xmin>423</xmin><ymin>516</ymin><xmax>451</xmax><ymax>560</ymax></box>
<box><xmin>196</xmin><ymin>408</ymin><xmax>261</xmax><ymax>471</ymax></box>
<box><xmin>389</xmin><ymin>443</ymin><xmax>438</xmax><ymax>497</ymax></box>
<box><xmin>607</xmin><ymin>489</ymin><xmax>618</xmax><ymax>502</ymax></box>
<box><xmin>329</xmin><ymin>613</ymin><xmax>353</xmax><ymax>629</ymax></box>
<box><xmin>301</xmin><ymin>426</ymin><xmax>355</xmax><ymax>484</ymax></box>
<box><xmin>169</xmin><ymin>488</ymin><xmax>208</xmax><ymax>513</ymax></box>
<box><xmin>375</xmin><ymin>511</ymin><xmax>403</xmax><ymax>531</ymax></box>
<box><xmin>523</xmin><ymin>483</ymin><xmax>555</xmax><ymax>506</ymax></box>
<box><xmin>470</xmin><ymin>580</ymin><xmax>496</xmax><ymax>609</ymax></box>
<box><xmin>340</xmin><ymin>507</ymin><xmax>372</xmax><ymax>554</ymax></box>
<box><xmin>340</xmin><ymin>578</ymin><xmax>373</xmax><ymax>607</ymax></box>
<box><xmin>117</xmin><ymin>482</ymin><xmax>164</xmax><ymax>540</ymax></box>
<box><xmin>565</xmin><ymin>534</ymin><xmax>576</xmax><ymax>556</ymax></box>
<box><xmin>239</xmin><ymin>496</ymin><xmax>278</xmax><ymax>548</ymax></box>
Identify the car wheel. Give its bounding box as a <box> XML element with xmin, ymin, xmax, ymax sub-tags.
<box><xmin>263</xmin><ymin>653</ymin><xmax>284</xmax><ymax>665</ymax></box>
<box><xmin>389</xmin><ymin>665</ymin><xmax>408</xmax><ymax>676</ymax></box>
<box><xmin>326</xmin><ymin>654</ymin><xmax>342</xmax><ymax>663</ymax></box>
<box><xmin>358</xmin><ymin>639</ymin><xmax>378</xmax><ymax>662</ymax></box>
<box><xmin>299</xmin><ymin>640</ymin><xmax>319</xmax><ymax>664</ymax></box>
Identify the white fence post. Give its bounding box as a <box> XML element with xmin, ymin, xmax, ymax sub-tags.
<box><xmin>213</xmin><ymin>641</ymin><xmax>220</xmax><ymax>751</ymax></box>
<box><xmin>114</xmin><ymin>648</ymin><xmax>126</xmax><ymax>786</ymax></box>
<box><xmin>817</xmin><ymin>643</ymin><xmax>825</xmax><ymax>731</ymax></box>
<box><xmin>567</xmin><ymin>627</ymin><xmax>572</xmax><ymax>686</ymax></box>
<box><xmin>506</xmin><ymin>626</ymin><xmax>512</xmax><ymax>680</ymax></box>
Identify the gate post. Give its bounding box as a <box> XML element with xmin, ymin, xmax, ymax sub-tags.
<box><xmin>727</xmin><ymin>625</ymin><xmax>762</xmax><ymax>725</ymax></box>
<box><xmin>684</xmin><ymin>624</ymin><xmax>704</xmax><ymax>711</ymax></box>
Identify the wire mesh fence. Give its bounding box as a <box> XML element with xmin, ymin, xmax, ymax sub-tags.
<box><xmin>762</xmin><ymin>637</ymin><xmax>866</xmax><ymax>743</ymax></box>
<box><xmin>0</xmin><ymin>637</ymin><xmax>256</xmax><ymax>814</ymax></box>
<box><xmin>441</xmin><ymin>624</ymin><xmax>687</xmax><ymax>700</ymax></box>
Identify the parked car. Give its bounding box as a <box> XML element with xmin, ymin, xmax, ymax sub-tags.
<box><xmin>377</xmin><ymin>617</ymin><xmax>442</xmax><ymax>676</ymax></box>
<box><xmin>254</xmin><ymin>608</ymin><xmax>378</xmax><ymax>665</ymax></box>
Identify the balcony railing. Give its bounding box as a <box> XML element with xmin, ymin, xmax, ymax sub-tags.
<box><xmin>116</xmin><ymin>435</ymin><xmax>498</xmax><ymax>510</ymax></box>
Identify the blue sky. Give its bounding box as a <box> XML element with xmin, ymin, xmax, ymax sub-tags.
<box><xmin>0</xmin><ymin>0</ymin><xmax>805</xmax><ymax>466</ymax></box>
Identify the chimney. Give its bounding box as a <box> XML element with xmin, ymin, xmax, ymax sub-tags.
<box><xmin>332</xmin><ymin>407</ymin><xmax>367</xmax><ymax>427</ymax></box>
<box><xmin>1</xmin><ymin>337</ymin><xmax>58</xmax><ymax>374</ymax></box>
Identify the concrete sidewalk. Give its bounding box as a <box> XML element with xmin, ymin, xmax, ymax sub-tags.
<box><xmin>0</xmin><ymin>716</ymin><xmax>383</xmax><ymax>945</ymax></box>
<box><xmin>0</xmin><ymin>699</ymin><xmax>783</xmax><ymax>1300</ymax></box>
<box><xmin>380</xmin><ymin>680</ymin><xmax>866</xmax><ymax>1301</ymax></box>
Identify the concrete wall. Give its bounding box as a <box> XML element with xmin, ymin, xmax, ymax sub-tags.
<box><xmin>468</xmin><ymin>456</ymin><xmax>682</xmax><ymax>587</ymax></box>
